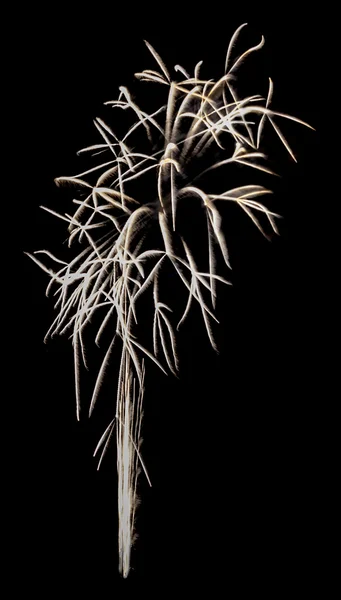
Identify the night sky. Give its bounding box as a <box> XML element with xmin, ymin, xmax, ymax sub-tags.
<box><xmin>15</xmin><ymin>5</ymin><xmax>326</xmax><ymax>595</ymax></box>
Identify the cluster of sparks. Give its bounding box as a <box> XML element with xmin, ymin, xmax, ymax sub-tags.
<box><xmin>27</xmin><ymin>24</ymin><xmax>313</xmax><ymax>577</ymax></box>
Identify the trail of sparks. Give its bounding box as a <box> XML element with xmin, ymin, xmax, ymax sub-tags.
<box><xmin>117</xmin><ymin>352</ymin><xmax>146</xmax><ymax>578</ymax></box>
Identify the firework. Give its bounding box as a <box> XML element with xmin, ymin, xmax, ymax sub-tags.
<box><xmin>26</xmin><ymin>24</ymin><xmax>313</xmax><ymax>577</ymax></box>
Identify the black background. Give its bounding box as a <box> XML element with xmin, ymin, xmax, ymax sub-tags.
<box><xmin>14</xmin><ymin>4</ymin><xmax>328</xmax><ymax>595</ymax></box>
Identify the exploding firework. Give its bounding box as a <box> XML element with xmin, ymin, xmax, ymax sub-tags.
<box><xmin>26</xmin><ymin>23</ymin><xmax>313</xmax><ymax>577</ymax></box>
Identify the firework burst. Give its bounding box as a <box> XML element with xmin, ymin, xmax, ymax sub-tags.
<box><xmin>26</xmin><ymin>23</ymin><xmax>313</xmax><ymax>577</ymax></box>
